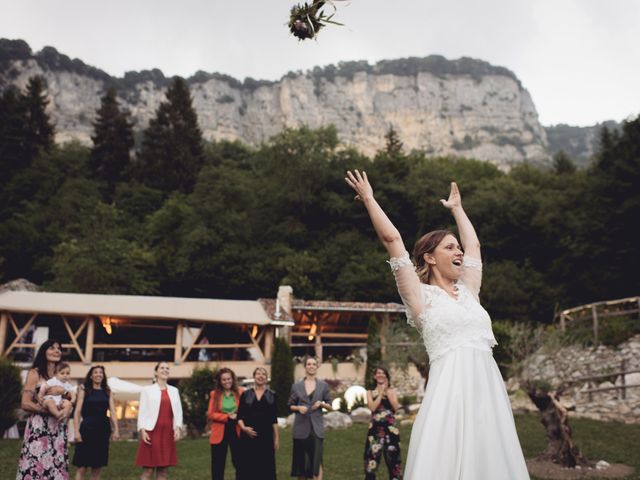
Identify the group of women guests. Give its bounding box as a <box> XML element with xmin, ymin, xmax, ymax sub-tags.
<box><xmin>16</xmin><ymin>341</ymin><xmax>402</xmax><ymax>480</ymax></box>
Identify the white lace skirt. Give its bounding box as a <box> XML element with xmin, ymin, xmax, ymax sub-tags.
<box><xmin>404</xmin><ymin>346</ymin><xmax>530</xmax><ymax>479</ymax></box>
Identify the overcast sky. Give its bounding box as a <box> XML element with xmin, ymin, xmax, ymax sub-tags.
<box><xmin>2</xmin><ymin>0</ymin><xmax>639</xmax><ymax>126</ymax></box>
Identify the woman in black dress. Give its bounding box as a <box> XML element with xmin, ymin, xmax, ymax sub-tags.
<box><xmin>73</xmin><ymin>365</ymin><xmax>119</xmax><ymax>480</ymax></box>
<box><xmin>237</xmin><ymin>367</ymin><xmax>279</xmax><ymax>480</ymax></box>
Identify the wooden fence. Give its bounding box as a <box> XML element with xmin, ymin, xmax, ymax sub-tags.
<box><xmin>565</xmin><ymin>359</ymin><xmax>640</xmax><ymax>402</ymax></box>
<box><xmin>556</xmin><ymin>295</ymin><xmax>640</xmax><ymax>344</ymax></box>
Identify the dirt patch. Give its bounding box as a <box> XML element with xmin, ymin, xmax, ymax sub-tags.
<box><xmin>527</xmin><ymin>459</ymin><xmax>635</xmax><ymax>479</ymax></box>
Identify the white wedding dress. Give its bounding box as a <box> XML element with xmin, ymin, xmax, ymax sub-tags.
<box><xmin>389</xmin><ymin>252</ymin><xmax>530</xmax><ymax>480</ymax></box>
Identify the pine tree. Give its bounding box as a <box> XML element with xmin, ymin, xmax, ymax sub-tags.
<box><xmin>271</xmin><ymin>337</ymin><xmax>294</xmax><ymax>417</ymax></box>
<box><xmin>23</xmin><ymin>76</ymin><xmax>55</xmax><ymax>157</ymax></box>
<box><xmin>90</xmin><ymin>88</ymin><xmax>134</xmax><ymax>198</ymax></box>
<box><xmin>0</xmin><ymin>86</ymin><xmax>28</xmax><ymax>179</ymax></box>
<box><xmin>384</xmin><ymin>125</ymin><xmax>404</xmax><ymax>157</ymax></box>
<box><xmin>364</xmin><ymin>316</ymin><xmax>382</xmax><ymax>389</ymax></box>
<box><xmin>137</xmin><ymin>77</ymin><xmax>204</xmax><ymax>193</ymax></box>
<box><xmin>552</xmin><ymin>150</ymin><xmax>576</xmax><ymax>174</ymax></box>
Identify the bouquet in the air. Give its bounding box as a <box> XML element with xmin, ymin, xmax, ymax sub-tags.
<box><xmin>288</xmin><ymin>0</ymin><xmax>346</xmax><ymax>40</ymax></box>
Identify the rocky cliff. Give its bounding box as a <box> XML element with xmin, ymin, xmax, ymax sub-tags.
<box><xmin>1</xmin><ymin>39</ymin><xmax>550</xmax><ymax>169</ymax></box>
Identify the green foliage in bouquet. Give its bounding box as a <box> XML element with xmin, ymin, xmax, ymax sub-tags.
<box><xmin>288</xmin><ymin>1</ymin><xmax>344</xmax><ymax>40</ymax></box>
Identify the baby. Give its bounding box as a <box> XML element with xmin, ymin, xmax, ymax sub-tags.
<box><xmin>38</xmin><ymin>361</ymin><xmax>76</xmax><ymax>420</ymax></box>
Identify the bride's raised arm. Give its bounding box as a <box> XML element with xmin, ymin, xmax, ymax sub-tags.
<box><xmin>345</xmin><ymin>170</ymin><xmax>425</xmax><ymax>323</ymax></box>
<box><xmin>440</xmin><ymin>182</ymin><xmax>482</xmax><ymax>298</ymax></box>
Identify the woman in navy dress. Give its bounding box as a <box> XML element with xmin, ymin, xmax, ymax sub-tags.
<box><xmin>73</xmin><ymin>365</ymin><xmax>119</xmax><ymax>479</ymax></box>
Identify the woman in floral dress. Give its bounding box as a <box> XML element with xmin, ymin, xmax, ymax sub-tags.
<box><xmin>364</xmin><ymin>366</ymin><xmax>402</xmax><ymax>480</ymax></box>
<box><xmin>16</xmin><ymin>339</ymin><xmax>70</xmax><ymax>480</ymax></box>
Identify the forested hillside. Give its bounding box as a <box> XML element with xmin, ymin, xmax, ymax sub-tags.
<box><xmin>1</xmin><ymin>76</ymin><xmax>638</xmax><ymax>326</ymax></box>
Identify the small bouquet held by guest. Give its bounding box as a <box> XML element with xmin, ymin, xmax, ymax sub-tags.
<box><xmin>288</xmin><ymin>0</ymin><xmax>347</xmax><ymax>40</ymax></box>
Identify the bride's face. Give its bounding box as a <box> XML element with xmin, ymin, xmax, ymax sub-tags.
<box><xmin>426</xmin><ymin>234</ymin><xmax>464</xmax><ymax>281</ymax></box>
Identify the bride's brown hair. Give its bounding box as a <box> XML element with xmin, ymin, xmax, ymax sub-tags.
<box><xmin>412</xmin><ymin>230</ymin><xmax>455</xmax><ymax>284</ymax></box>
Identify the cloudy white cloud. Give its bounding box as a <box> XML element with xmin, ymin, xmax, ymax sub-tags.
<box><xmin>1</xmin><ymin>0</ymin><xmax>638</xmax><ymax>126</ymax></box>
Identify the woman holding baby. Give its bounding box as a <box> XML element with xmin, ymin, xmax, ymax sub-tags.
<box><xmin>16</xmin><ymin>339</ymin><xmax>72</xmax><ymax>479</ymax></box>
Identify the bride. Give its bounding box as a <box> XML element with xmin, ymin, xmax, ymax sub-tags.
<box><xmin>345</xmin><ymin>170</ymin><xmax>529</xmax><ymax>479</ymax></box>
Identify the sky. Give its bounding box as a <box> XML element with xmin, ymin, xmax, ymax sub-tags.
<box><xmin>1</xmin><ymin>0</ymin><xmax>639</xmax><ymax>126</ymax></box>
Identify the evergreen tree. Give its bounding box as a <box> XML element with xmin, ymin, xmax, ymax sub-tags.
<box><xmin>137</xmin><ymin>77</ymin><xmax>204</xmax><ymax>193</ymax></box>
<box><xmin>0</xmin><ymin>86</ymin><xmax>28</xmax><ymax>180</ymax></box>
<box><xmin>384</xmin><ymin>125</ymin><xmax>404</xmax><ymax>156</ymax></box>
<box><xmin>90</xmin><ymin>88</ymin><xmax>134</xmax><ymax>198</ymax></box>
<box><xmin>364</xmin><ymin>316</ymin><xmax>382</xmax><ymax>389</ymax></box>
<box><xmin>552</xmin><ymin>150</ymin><xmax>576</xmax><ymax>175</ymax></box>
<box><xmin>23</xmin><ymin>76</ymin><xmax>54</xmax><ymax>158</ymax></box>
<box><xmin>271</xmin><ymin>337</ymin><xmax>294</xmax><ymax>417</ymax></box>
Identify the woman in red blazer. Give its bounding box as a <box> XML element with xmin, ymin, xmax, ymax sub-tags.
<box><xmin>207</xmin><ymin>368</ymin><xmax>244</xmax><ymax>480</ymax></box>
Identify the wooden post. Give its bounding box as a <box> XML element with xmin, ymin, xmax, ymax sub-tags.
<box><xmin>621</xmin><ymin>359</ymin><xmax>627</xmax><ymax>400</ymax></box>
<box><xmin>0</xmin><ymin>312</ymin><xmax>8</xmax><ymax>357</ymax></box>
<box><xmin>264</xmin><ymin>327</ymin><xmax>274</xmax><ymax>363</ymax></box>
<box><xmin>559</xmin><ymin>313</ymin><xmax>566</xmax><ymax>332</ymax></box>
<box><xmin>380</xmin><ymin>313</ymin><xmax>389</xmax><ymax>357</ymax></box>
<box><xmin>85</xmin><ymin>316</ymin><xmax>95</xmax><ymax>364</ymax></box>
<box><xmin>586</xmin><ymin>364</ymin><xmax>593</xmax><ymax>403</ymax></box>
<box><xmin>592</xmin><ymin>305</ymin><xmax>599</xmax><ymax>345</ymax></box>
<box><xmin>315</xmin><ymin>321</ymin><xmax>322</xmax><ymax>362</ymax></box>
<box><xmin>175</xmin><ymin>321</ymin><xmax>184</xmax><ymax>365</ymax></box>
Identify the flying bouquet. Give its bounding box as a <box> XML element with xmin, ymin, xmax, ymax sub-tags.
<box><xmin>288</xmin><ymin>0</ymin><xmax>346</xmax><ymax>40</ymax></box>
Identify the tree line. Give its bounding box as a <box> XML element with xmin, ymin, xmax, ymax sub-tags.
<box><xmin>1</xmin><ymin>76</ymin><xmax>638</xmax><ymax>325</ymax></box>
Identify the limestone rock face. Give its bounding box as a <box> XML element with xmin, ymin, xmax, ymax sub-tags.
<box><xmin>0</xmin><ymin>39</ymin><xmax>551</xmax><ymax>169</ymax></box>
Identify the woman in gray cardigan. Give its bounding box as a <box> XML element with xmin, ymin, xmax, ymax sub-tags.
<box><xmin>288</xmin><ymin>355</ymin><xmax>332</xmax><ymax>480</ymax></box>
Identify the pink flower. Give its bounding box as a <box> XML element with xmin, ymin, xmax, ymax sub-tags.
<box><xmin>41</xmin><ymin>452</ymin><xmax>54</xmax><ymax>470</ymax></box>
<box><xmin>31</xmin><ymin>415</ymin><xmax>44</xmax><ymax>430</ymax></box>
<box><xmin>28</xmin><ymin>440</ymin><xmax>43</xmax><ymax>457</ymax></box>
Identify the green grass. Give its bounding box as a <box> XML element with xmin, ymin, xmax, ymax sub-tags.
<box><xmin>1</xmin><ymin>414</ymin><xmax>638</xmax><ymax>479</ymax></box>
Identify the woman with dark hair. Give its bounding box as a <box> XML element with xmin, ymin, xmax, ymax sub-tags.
<box><xmin>345</xmin><ymin>172</ymin><xmax>529</xmax><ymax>479</ymax></box>
<box><xmin>16</xmin><ymin>339</ymin><xmax>70</xmax><ymax>479</ymax></box>
<box><xmin>364</xmin><ymin>366</ymin><xmax>401</xmax><ymax>480</ymax></box>
<box><xmin>73</xmin><ymin>365</ymin><xmax>120</xmax><ymax>479</ymax></box>
<box><xmin>288</xmin><ymin>355</ymin><xmax>332</xmax><ymax>480</ymax></box>
<box><xmin>207</xmin><ymin>367</ymin><xmax>244</xmax><ymax>480</ymax></box>
<box><xmin>237</xmin><ymin>367</ymin><xmax>279</xmax><ymax>480</ymax></box>
<box><xmin>135</xmin><ymin>362</ymin><xmax>183</xmax><ymax>480</ymax></box>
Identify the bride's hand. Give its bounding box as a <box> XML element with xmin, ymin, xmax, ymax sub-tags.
<box><xmin>440</xmin><ymin>182</ymin><xmax>462</xmax><ymax>210</ymax></box>
<box><xmin>345</xmin><ymin>169</ymin><xmax>373</xmax><ymax>203</ymax></box>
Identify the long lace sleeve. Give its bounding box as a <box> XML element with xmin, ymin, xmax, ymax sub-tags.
<box><xmin>388</xmin><ymin>251</ymin><xmax>427</xmax><ymax>331</ymax></box>
<box><xmin>460</xmin><ymin>255</ymin><xmax>482</xmax><ymax>301</ymax></box>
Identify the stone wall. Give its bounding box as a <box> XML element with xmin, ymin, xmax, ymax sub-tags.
<box><xmin>513</xmin><ymin>334</ymin><xmax>640</xmax><ymax>423</ymax></box>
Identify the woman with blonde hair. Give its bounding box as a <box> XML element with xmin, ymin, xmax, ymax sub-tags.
<box><xmin>345</xmin><ymin>171</ymin><xmax>529</xmax><ymax>479</ymax></box>
<box><xmin>237</xmin><ymin>367</ymin><xmax>279</xmax><ymax>480</ymax></box>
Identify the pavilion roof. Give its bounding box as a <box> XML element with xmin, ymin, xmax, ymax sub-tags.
<box><xmin>0</xmin><ymin>291</ymin><xmax>272</xmax><ymax>325</ymax></box>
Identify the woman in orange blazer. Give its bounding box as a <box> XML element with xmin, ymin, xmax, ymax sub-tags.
<box><xmin>207</xmin><ymin>368</ymin><xmax>244</xmax><ymax>480</ymax></box>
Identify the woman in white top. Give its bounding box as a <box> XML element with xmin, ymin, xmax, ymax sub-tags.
<box><xmin>135</xmin><ymin>362</ymin><xmax>183</xmax><ymax>480</ymax></box>
<box><xmin>345</xmin><ymin>171</ymin><xmax>529</xmax><ymax>480</ymax></box>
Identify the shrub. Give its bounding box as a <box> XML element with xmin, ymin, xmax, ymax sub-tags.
<box><xmin>364</xmin><ymin>316</ymin><xmax>381</xmax><ymax>389</ymax></box>
<box><xmin>599</xmin><ymin>316</ymin><xmax>640</xmax><ymax>346</ymax></box>
<box><xmin>179</xmin><ymin>366</ymin><xmax>217</xmax><ymax>438</ymax></box>
<box><xmin>0</xmin><ymin>358</ymin><xmax>22</xmax><ymax>437</ymax></box>
<box><xmin>271</xmin><ymin>337</ymin><xmax>294</xmax><ymax>417</ymax></box>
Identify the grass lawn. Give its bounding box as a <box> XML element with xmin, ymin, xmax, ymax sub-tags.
<box><xmin>1</xmin><ymin>414</ymin><xmax>638</xmax><ymax>479</ymax></box>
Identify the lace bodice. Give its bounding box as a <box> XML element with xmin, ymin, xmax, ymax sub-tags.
<box><xmin>388</xmin><ymin>251</ymin><xmax>497</xmax><ymax>362</ymax></box>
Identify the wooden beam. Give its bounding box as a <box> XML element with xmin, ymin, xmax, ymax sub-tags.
<box><xmin>180</xmin><ymin>323</ymin><xmax>204</xmax><ymax>363</ymax></box>
<box><xmin>94</xmin><ymin>344</ymin><xmax>176</xmax><ymax>349</ymax></box>
<box><xmin>4</xmin><ymin>313</ymin><xmax>38</xmax><ymax>356</ymax></box>
<box><xmin>7</xmin><ymin>313</ymin><xmax>21</xmax><ymax>336</ymax></box>
<box><xmin>85</xmin><ymin>316</ymin><xmax>95</xmax><ymax>364</ymax></box>
<box><xmin>175</xmin><ymin>321</ymin><xmax>184</xmax><ymax>364</ymax></box>
<box><xmin>592</xmin><ymin>305</ymin><xmax>599</xmax><ymax>345</ymax></box>
<box><xmin>264</xmin><ymin>327</ymin><xmax>274</xmax><ymax>363</ymax></box>
<box><xmin>0</xmin><ymin>312</ymin><xmax>8</xmax><ymax>356</ymax></box>
<box><xmin>62</xmin><ymin>316</ymin><xmax>85</xmax><ymax>363</ymax></box>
